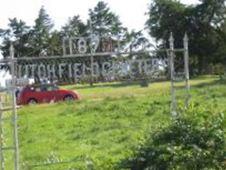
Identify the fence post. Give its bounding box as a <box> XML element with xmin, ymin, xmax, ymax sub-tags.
<box><xmin>10</xmin><ymin>43</ymin><xmax>19</xmax><ymax>170</ymax></box>
<box><xmin>169</xmin><ymin>32</ymin><xmax>177</xmax><ymax>116</ymax></box>
<box><xmin>183</xmin><ymin>33</ymin><xmax>190</xmax><ymax>108</ymax></box>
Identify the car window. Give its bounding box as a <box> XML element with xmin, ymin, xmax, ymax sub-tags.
<box><xmin>41</xmin><ymin>86</ymin><xmax>48</xmax><ymax>92</ymax></box>
<box><xmin>52</xmin><ymin>85</ymin><xmax>59</xmax><ymax>91</ymax></box>
<box><xmin>29</xmin><ymin>85</ymin><xmax>59</xmax><ymax>92</ymax></box>
<box><xmin>47</xmin><ymin>86</ymin><xmax>53</xmax><ymax>91</ymax></box>
<box><xmin>35</xmin><ymin>87</ymin><xmax>41</xmax><ymax>92</ymax></box>
<box><xmin>46</xmin><ymin>85</ymin><xmax>59</xmax><ymax>91</ymax></box>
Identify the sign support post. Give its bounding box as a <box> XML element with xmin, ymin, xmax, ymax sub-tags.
<box><xmin>10</xmin><ymin>43</ymin><xmax>19</xmax><ymax>170</ymax></box>
<box><xmin>90</xmin><ymin>22</ymin><xmax>94</xmax><ymax>86</ymax></box>
<box><xmin>62</xmin><ymin>37</ymin><xmax>66</xmax><ymax>56</ymax></box>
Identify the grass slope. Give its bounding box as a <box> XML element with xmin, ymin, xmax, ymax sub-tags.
<box><xmin>5</xmin><ymin>76</ymin><xmax>226</xmax><ymax>169</ymax></box>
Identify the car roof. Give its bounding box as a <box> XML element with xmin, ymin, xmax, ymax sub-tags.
<box><xmin>23</xmin><ymin>84</ymin><xmax>57</xmax><ymax>89</ymax></box>
<box><xmin>27</xmin><ymin>84</ymin><xmax>57</xmax><ymax>87</ymax></box>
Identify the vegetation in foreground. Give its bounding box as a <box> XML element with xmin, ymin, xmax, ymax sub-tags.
<box><xmin>122</xmin><ymin>109</ymin><xmax>225</xmax><ymax>169</ymax></box>
<box><xmin>2</xmin><ymin>76</ymin><xmax>224</xmax><ymax>170</ymax></box>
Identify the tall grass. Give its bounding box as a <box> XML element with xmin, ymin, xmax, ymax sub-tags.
<box><xmin>2</xmin><ymin>76</ymin><xmax>225</xmax><ymax>169</ymax></box>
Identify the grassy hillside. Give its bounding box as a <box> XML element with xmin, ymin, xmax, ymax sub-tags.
<box><xmin>3</xmin><ymin>76</ymin><xmax>226</xmax><ymax>169</ymax></box>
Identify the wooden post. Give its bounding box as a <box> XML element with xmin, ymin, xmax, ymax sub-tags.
<box><xmin>183</xmin><ymin>33</ymin><xmax>190</xmax><ymax>108</ymax></box>
<box><xmin>169</xmin><ymin>33</ymin><xmax>177</xmax><ymax>116</ymax></box>
<box><xmin>10</xmin><ymin>43</ymin><xmax>19</xmax><ymax>170</ymax></box>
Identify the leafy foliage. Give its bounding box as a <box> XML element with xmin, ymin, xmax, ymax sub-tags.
<box><xmin>30</xmin><ymin>6</ymin><xmax>54</xmax><ymax>56</ymax></box>
<box><xmin>88</xmin><ymin>1</ymin><xmax>126</xmax><ymax>38</ymax></box>
<box><xmin>122</xmin><ymin>106</ymin><xmax>225</xmax><ymax>170</ymax></box>
<box><xmin>0</xmin><ymin>18</ymin><xmax>31</xmax><ymax>57</ymax></box>
<box><xmin>61</xmin><ymin>15</ymin><xmax>87</xmax><ymax>38</ymax></box>
<box><xmin>146</xmin><ymin>0</ymin><xmax>226</xmax><ymax>74</ymax></box>
<box><xmin>0</xmin><ymin>1</ymin><xmax>137</xmax><ymax>58</ymax></box>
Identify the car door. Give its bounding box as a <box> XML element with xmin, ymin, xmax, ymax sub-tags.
<box><xmin>51</xmin><ymin>85</ymin><xmax>61</xmax><ymax>102</ymax></box>
<box><xmin>39</xmin><ymin>85</ymin><xmax>54</xmax><ymax>103</ymax></box>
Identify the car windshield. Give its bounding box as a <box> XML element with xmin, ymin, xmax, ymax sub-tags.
<box><xmin>22</xmin><ymin>84</ymin><xmax>59</xmax><ymax>92</ymax></box>
<box><xmin>40</xmin><ymin>84</ymin><xmax>59</xmax><ymax>91</ymax></box>
<box><xmin>52</xmin><ymin>84</ymin><xmax>59</xmax><ymax>90</ymax></box>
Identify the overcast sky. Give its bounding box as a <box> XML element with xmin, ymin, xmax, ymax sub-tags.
<box><xmin>0</xmin><ymin>0</ymin><xmax>199</xmax><ymax>31</ymax></box>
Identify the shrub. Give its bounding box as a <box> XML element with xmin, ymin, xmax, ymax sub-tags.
<box><xmin>121</xmin><ymin>108</ymin><xmax>225</xmax><ymax>170</ymax></box>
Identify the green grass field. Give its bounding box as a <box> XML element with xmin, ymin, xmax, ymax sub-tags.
<box><xmin>3</xmin><ymin>76</ymin><xmax>226</xmax><ymax>169</ymax></box>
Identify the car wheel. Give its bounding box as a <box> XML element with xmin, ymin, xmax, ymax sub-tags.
<box><xmin>27</xmin><ymin>98</ymin><xmax>37</xmax><ymax>105</ymax></box>
<box><xmin>64</xmin><ymin>95</ymin><xmax>74</xmax><ymax>102</ymax></box>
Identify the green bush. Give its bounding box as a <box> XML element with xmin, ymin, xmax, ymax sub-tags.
<box><xmin>121</xmin><ymin>108</ymin><xmax>225</xmax><ymax>170</ymax></box>
<box><xmin>211</xmin><ymin>64</ymin><xmax>225</xmax><ymax>75</ymax></box>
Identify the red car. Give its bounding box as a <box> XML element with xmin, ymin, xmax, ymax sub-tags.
<box><xmin>17</xmin><ymin>84</ymin><xmax>80</xmax><ymax>105</ymax></box>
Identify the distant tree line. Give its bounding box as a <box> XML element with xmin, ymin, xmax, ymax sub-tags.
<box><xmin>0</xmin><ymin>1</ymin><xmax>149</xmax><ymax>58</ymax></box>
<box><xmin>1</xmin><ymin>0</ymin><xmax>226</xmax><ymax>75</ymax></box>
<box><xmin>146</xmin><ymin>0</ymin><xmax>226</xmax><ymax>75</ymax></box>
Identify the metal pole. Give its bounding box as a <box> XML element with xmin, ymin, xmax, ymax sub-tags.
<box><xmin>183</xmin><ymin>33</ymin><xmax>190</xmax><ymax>108</ymax></box>
<box><xmin>62</xmin><ymin>38</ymin><xmax>66</xmax><ymax>56</ymax></box>
<box><xmin>90</xmin><ymin>55</ymin><xmax>94</xmax><ymax>86</ymax></box>
<box><xmin>10</xmin><ymin>43</ymin><xmax>19</xmax><ymax>170</ymax></box>
<box><xmin>169</xmin><ymin>33</ymin><xmax>177</xmax><ymax>116</ymax></box>
<box><xmin>69</xmin><ymin>38</ymin><xmax>73</xmax><ymax>55</ymax></box>
<box><xmin>89</xmin><ymin>21</ymin><xmax>94</xmax><ymax>86</ymax></box>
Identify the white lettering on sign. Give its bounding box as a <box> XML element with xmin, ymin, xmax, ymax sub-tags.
<box><xmin>17</xmin><ymin>58</ymin><xmax>168</xmax><ymax>82</ymax></box>
<box><xmin>68</xmin><ymin>64</ymin><xmax>72</xmax><ymax>78</ymax></box>
<box><xmin>90</xmin><ymin>34</ymin><xmax>100</xmax><ymax>53</ymax></box>
<box><xmin>102</xmin><ymin>62</ymin><xmax>111</xmax><ymax>76</ymax></box>
<box><xmin>47</xmin><ymin>65</ymin><xmax>56</xmax><ymax>79</ymax></box>
<box><xmin>31</xmin><ymin>64</ymin><xmax>37</xmax><ymax>78</ymax></box>
<box><xmin>64</xmin><ymin>35</ymin><xmax>112</xmax><ymax>54</ymax></box>
<box><xmin>38</xmin><ymin>64</ymin><xmax>46</xmax><ymax>78</ymax></box>
<box><xmin>58</xmin><ymin>63</ymin><xmax>66</xmax><ymax>78</ymax></box>
<box><xmin>25</xmin><ymin>65</ymin><xmax>29</xmax><ymax>77</ymax></box>
<box><xmin>73</xmin><ymin>63</ymin><xmax>82</xmax><ymax>81</ymax></box>
<box><xmin>92</xmin><ymin>62</ymin><xmax>100</xmax><ymax>77</ymax></box>
<box><xmin>78</xmin><ymin>38</ymin><xmax>87</xmax><ymax>54</ymax></box>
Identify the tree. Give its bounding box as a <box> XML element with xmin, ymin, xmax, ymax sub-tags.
<box><xmin>47</xmin><ymin>30</ymin><xmax>62</xmax><ymax>55</ymax></box>
<box><xmin>88</xmin><ymin>1</ymin><xmax>127</xmax><ymax>40</ymax></box>
<box><xmin>61</xmin><ymin>15</ymin><xmax>87</xmax><ymax>38</ymax></box>
<box><xmin>189</xmin><ymin>0</ymin><xmax>226</xmax><ymax>72</ymax></box>
<box><xmin>60</xmin><ymin>15</ymin><xmax>87</xmax><ymax>55</ymax></box>
<box><xmin>146</xmin><ymin>0</ymin><xmax>226</xmax><ymax>74</ymax></box>
<box><xmin>30</xmin><ymin>6</ymin><xmax>54</xmax><ymax>56</ymax></box>
<box><xmin>146</xmin><ymin>0</ymin><xmax>187</xmax><ymax>46</ymax></box>
<box><xmin>125</xmin><ymin>30</ymin><xmax>152</xmax><ymax>52</ymax></box>
<box><xmin>0</xmin><ymin>18</ymin><xmax>31</xmax><ymax>57</ymax></box>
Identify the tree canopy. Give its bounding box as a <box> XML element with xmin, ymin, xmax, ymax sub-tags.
<box><xmin>146</xmin><ymin>0</ymin><xmax>226</xmax><ymax>73</ymax></box>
